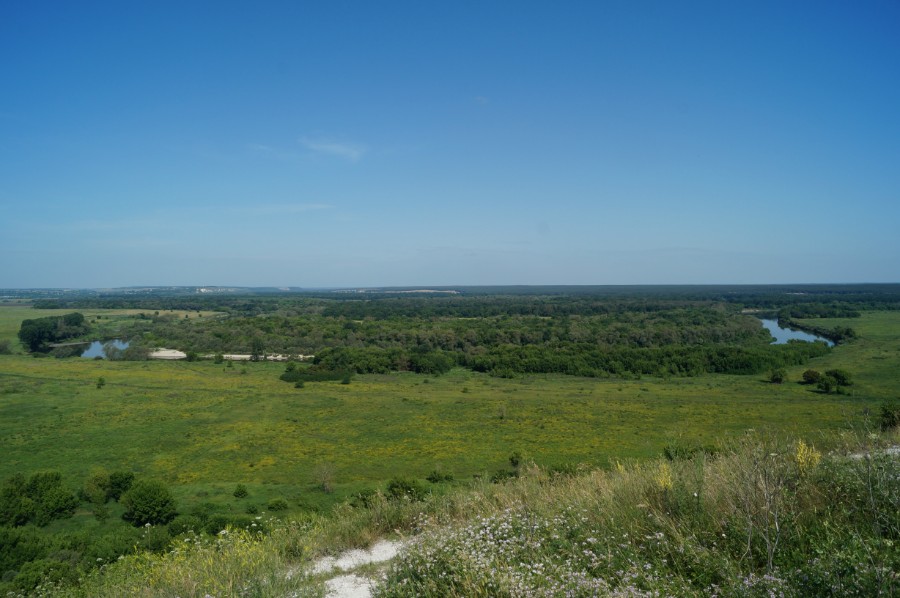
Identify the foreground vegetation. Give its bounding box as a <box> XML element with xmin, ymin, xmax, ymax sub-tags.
<box><xmin>14</xmin><ymin>428</ymin><xmax>898</xmax><ymax>597</ymax></box>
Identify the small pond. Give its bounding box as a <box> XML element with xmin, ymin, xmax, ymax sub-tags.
<box><xmin>758</xmin><ymin>319</ymin><xmax>833</xmax><ymax>347</ymax></box>
<box><xmin>81</xmin><ymin>339</ymin><xmax>130</xmax><ymax>358</ymax></box>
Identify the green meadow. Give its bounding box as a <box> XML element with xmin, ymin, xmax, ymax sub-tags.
<box><xmin>1</xmin><ymin>307</ymin><xmax>895</xmax><ymax>516</ymax></box>
<box><xmin>0</xmin><ymin>305</ymin><xmax>219</xmax><ymax>350</ymax></box>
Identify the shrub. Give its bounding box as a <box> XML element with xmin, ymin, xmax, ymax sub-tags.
<box><xmin>121</xmin><ymin>480</ymin><xmax>177</xmax><ymax>526</ymax></box>
<box><xmin>168</xmin><ymin>515</ymin><xmax>203</xmax><ymax>536</ymax></box>
<box><xmin>350</xmin><ymin>489</ymin><xmax>378</xmax><ymax>508</ymax></box>
<box><xmin>205</xmin><ymin>514</ymin><xmax>233</xmax><ymax>535</ymax></box>
<box><xmin>769</xmin><ymin>368</ymin><xmax>786</xmax><ymax>384</ymax></box>
<box><xmin>279</xmin><ymin>369</ymin><xmax>352</xmax><ymax>383</ymax></box>
<box><xmin>139</xmin><ymin>525</ymin><xmax>172</xmax><ymax>553</ymax></box>
<box><xmin>0</xmin><ymin>471</ymin><xmax>77</xmax><ymax>527</ymax></box>
<box><xmin>51</xmin><ymin>344</ymin><xmax>84</xmax><ymax>358</ymax></box>
<box><xmin>386</xmin><ymin>478</ymin><xmax>427</xmax><ymax>502</ymax></box>
<box><xmin>314</xmin><ymin>462</ymin><xmax>335</xmax><ymax>493</ymax></box>
<box><xmin>802</xmin><ymin>369</ymin><xmax>822</xmax><ymax>384</ymax></box>
<box><xmin>92</xmin><ymin>503</ymin><xmax>109</xmax><ymax>521</ymax></box>
<box><xmin>818</xmin><ymin>376</ymin><xmax>836</xmax><ymax>394</ymax></box>
<box><xmin>0</xmin><ymin>474</ymin><xmax>35</xmax><ymax>526</ymax></box>
<box><xmin>81</xmin><ymin>468</ymin><xmax>111</xmax><ymax>504</ymax></box>
<box><xmin>107</xmin><ymin>471</ymin><xmax>134</xmax><ymax>500</ymax></box>
<box><xmin>490</xmin><ymin>469</ymin><xmax>518</xmax><ymax>483</ymax></box>
<box><xmin>426</xmin><ymin>470</ymin><xmax>454</xmax><ymax>483</ymax></box>
<box><xmin>11</xmin><ymin>558</ymin><xmax>78</xmax><ymax>593</ymax></box>
<box><xmin>664</xmin><ymin>443</ymin><xmax>700</xmax><ymax>461</ymax></box>
<box><xmin>123</xmin><ymin>344</ymin><xmax>150</xmax><ymax>361</ymax></box>
<box><xmin>0</xmin><ymin>526</ymin><xmax>48</xmax><ymax>575</ymax></box>
<box><xmin>818</xmin><ymin>369</ymin><xmax>853</xmax><ymax>394</ymax></box>
<box><xmin>267</xmin><ymin>498</ymin><xmax>289</xmax><ymax>511</ymax></box>
<box><xmin>824</xmin><ymin>368</ymin><xmax>853</xmax><ymax>386</ymax></box>
<box><xmin>34</xmin><ymin>486</ymin><xmax>78</xmax><ymax>525</ymax></box>
<box><xmin>233</xmin><ymin>484</ymin><xmax>249</xmax><ymax>498</ymax></box>
<box><xmin>508</xmin><ymin>451</ymin><xmax>523</xmax><ymax>469</ymax></box>
<box><xmin>26</xmin><ymin>472</ymin><xmax>63</xmax><ymax>498</ymax></box>
<box><xmin>189</xmin><ymin>502</ymin><xmax>218</xmax><ymax>523</ymax></box>
<box><xmin>881</xmin><ymin>399</ymin><xmax>900</xmax><ymax>431</ymax></box>
<box><xmin>103</xmin><ymin>341</ymin><xmax>125</xmax><ymax>361</ymax></box>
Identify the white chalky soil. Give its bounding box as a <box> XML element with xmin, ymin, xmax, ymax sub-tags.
<box><xmin>312</xmin><ymin>539</ymin><xmax>404</xmax><ymax>598</ymax></box>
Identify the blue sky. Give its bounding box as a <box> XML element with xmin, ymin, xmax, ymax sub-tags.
<box><xmin>2</xmin><ymin>1</ymin><xmax>898</xmax><ymax>287</ymax></box>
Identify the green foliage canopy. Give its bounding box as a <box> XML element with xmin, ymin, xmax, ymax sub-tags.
<box><xmin>121</xmin><ymin>480</ymin><xmax>177</xmax><ymax>526</ymax></box>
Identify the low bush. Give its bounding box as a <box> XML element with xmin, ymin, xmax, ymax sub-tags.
<box><xmin>881</xmin><ymin>399</ymin><xmax>900</xmax><ymax>431</ymax></box>
<box><xmin>121</xmin><ymin>479</ymin><xmax>177</xmax><ymax>526</ymax></box>
<box><xmin>426</xmin><ymin>470</ymin><xmax>454</xmax><ymax>483</ymax></box>
<box><xmin>385</xmin><ymin>478</ymin><xmax>427</xmax><ymax>502</ymax></box>
<box><xmin>168</xmin><ymin>515</ymin><xmax>203</xmax><ymax>536</ymax></box>
<box><xmin>279</xmin><ymin>368</ymin><xmax>353</xmax><ymax>384</ymax></box>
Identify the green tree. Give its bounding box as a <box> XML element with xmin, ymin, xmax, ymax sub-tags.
<box><xmin>250</xmin><ymin>337</ymin><xmax>265</xmax><ymax>361</ymax></box>
<box><xmin>81</xmin><ymin>468</ymin><xmax>111</xmax><ymax>504</ymax></box>
<box><xmin>0</xmin><ymin>474</ymin><xmax>34</xmax><ymax>526</ymax></box>
<box><xmin>818</xmin><ymin>376</ymin><xmax>836</xmax><ymax>394</ymax></box>
<box><xmin>17</xmin><ymin>318</ymin><xmax>55</xmax><ymax>352</ymax></box>
<box><xmin>123</xmin><ymin>344</ymin><xmax>150</xmax><ymax>361</ymax></box>
<box><xmin>33</xmin><ymin>486</ymin><xmax>78</xmax><ymax>526</ymax></box>
<box><xmin>818</xmin><ymin>369</ymin><xmax>853</xmax><ymax>394</ymax></box>
<box><xmin>103</xmin><ymin>341</ymin><xmax>125</xmax><ymax>361</ymax></box>
<box><xmin>107</xmin><ymin>471</ymin><xmax>134</xmax><ymax>500</ymax></box>
<box><xmin>121</xmin><ymin>479</ymin><xmax>177</xmax><ymax>526</ymax></box>
<box><xmin>801</xmin><ymin>369</ymin><xmax>822</xmax><ymax>385</ymax></box>
<box><xmin>824</xmin><ymin>369</ymin><xmax>853</xmax><ymax>387</ymax></box>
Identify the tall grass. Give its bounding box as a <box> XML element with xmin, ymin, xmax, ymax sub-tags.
<box><xmin>377</xmin><ymin>429</ymin><xmax>898</xmax><ymax>596</ymax></box>
<box><xmin>29</xmin><ymin>427</ymin><xmax>898</xmax><ymax>597</ymax></box>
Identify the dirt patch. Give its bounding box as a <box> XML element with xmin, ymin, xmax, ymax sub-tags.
<box><xmin>311</xmin><ymin>539</ymin><xmax>405</xmax><ymax>598</ymax></box>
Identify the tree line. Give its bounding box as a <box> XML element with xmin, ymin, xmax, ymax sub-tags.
<box><xmin>17</xmin><ymin>313</ymin><xmax>89</xmax><ymax>352</ymax></box>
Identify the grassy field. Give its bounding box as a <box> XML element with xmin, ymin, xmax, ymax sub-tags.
<box><xmin>2</xmin><ymin>308</ymin><xmax>896</xmax><ymax>520</ymax></box>
<box><xmin>0</xmin><ymin>305</ymin><xmax>220</xmax><ymax>350</ymax></box>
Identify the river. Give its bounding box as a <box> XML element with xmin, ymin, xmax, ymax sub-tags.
<box><xmin>81</xmin><ymin>339</ymin><xmax>130</xmax><ymax>358</ymax></box>
<box><xmin>758</xmin><ymin>319</ymin><xmax>834</xmax><ymax>347</ymax></box>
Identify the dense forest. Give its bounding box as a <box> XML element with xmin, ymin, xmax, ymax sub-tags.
<box><xmin>32</xmin><ymin>291</ymin><xmax>852</xmax><ymax>378</ymax></box>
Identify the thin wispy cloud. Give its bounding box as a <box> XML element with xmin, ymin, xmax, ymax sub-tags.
<box><xmin>299</xmin><ymin>137</ymin><xmax>367</xmax><ymax>162</ymax></box>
